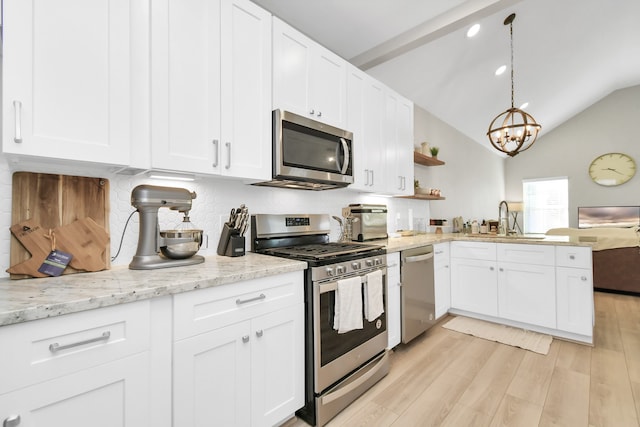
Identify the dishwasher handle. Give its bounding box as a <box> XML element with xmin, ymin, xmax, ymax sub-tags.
<box><xmin>404</xmin><ymin>253</ymin><xmax>434</xmax><ymax>263</ymax></box>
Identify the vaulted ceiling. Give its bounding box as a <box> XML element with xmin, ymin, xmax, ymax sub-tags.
<box><xmin>252</xmin><ymin>0</ymin><xmax>640</xmax><ymax>154</ymax></box>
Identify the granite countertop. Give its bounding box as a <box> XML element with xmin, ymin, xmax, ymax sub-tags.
<box><xmin>0</xmin><ymin>253</ymin><xmax>307</xmax><ymax>327</ymax></box>
<box><xmin>0</xmin><ymin>233</ymin><xmax>591</xmax><ymax>327</ymax></box>
<box><xmin>379</xmin><ymin>233</ymin><xmax>593</xmax><ymax>253</ymax></box>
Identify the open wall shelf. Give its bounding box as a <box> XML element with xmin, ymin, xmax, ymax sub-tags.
<box><xmin>414</xmin><ymin>151</ymin><xmax>445</xmax><ymax>166</ymax></box>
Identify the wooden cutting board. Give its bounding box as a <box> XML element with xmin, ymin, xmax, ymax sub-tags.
<box><xmin>9</xmin><ymin>172</ymin><xmax>110</xmax><ymax>279</ymax></box>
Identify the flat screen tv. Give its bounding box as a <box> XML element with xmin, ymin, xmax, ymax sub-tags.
<box><xmin>578</xmin><ymin>206</ymin><xmax>640</xmax><ymax>229</ymax></box>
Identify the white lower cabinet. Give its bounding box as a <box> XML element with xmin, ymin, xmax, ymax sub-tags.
<box><xmin>450</xmin><ymin>241</ymin><xmax>594</xmax><ymax>344</ymax></box>
<box><xmin>434</xmin><ymin>243</ymin><xmax>451</xmax><ymax>319</ymax></box>
<box><xmin>0</xmin><ymin>300</ymin><xmax>154</xmax><ymax>427</ymax></box>
<box><xmin>0</xmin><ymin>353</ymin><xmax>149</xmax><ymax>427</ymax></box>
<box><xmin>450</xmin><ymin>257</ymin><xmax>498</xmax><ymax>317</ymax></box>
<box><xmin>556</xmin><ymin>266</ymin><xmax>593</xmax><ymax>336</ymax></box>
<box><xmin>172</xmin><ymin>271</ymin><xmax>305</xmax><ymax>427</ymax></box>
<box><xmin>497</xmin><ymin>262</ymin><xmax>556</xmax><ymax>328</ymax></box>
<box><xmin>386</xmin><ymin>252</ymin><xmax>401</xmax><ymax>349</ymax></box>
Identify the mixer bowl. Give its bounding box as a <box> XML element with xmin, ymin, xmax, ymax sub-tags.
<box><xmin>159</xmin><ymin>229</ymin><xmax>203</xmax><ymax>259</ymax></box>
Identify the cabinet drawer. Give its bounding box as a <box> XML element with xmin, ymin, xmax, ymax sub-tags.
<box><xmin>497</xmin><ymin>243</ymin><xmax>555</xmax><ymax>266</ymax></box>
<box><xmin>0</xmin><ymin>300</ymin><xmax>150</xmax><ymax>395</ymax></box>
<box><xmin>451</xmin><ymin>241</ymin><xmax>496</xmax><ymax>261</ymax></box>
<box><xmin>556</xmin><ymin>246</ymin><xmax>592</xmax><ymax>269</ymax></box>
<box><xmin>173</xmin><ymin>271</ymin><xmax>304</xmax><ymax>340</ymax></box>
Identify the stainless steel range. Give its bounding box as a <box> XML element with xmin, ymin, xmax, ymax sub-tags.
<box><xmin>251</xmin><ymin>214</ymin><xmax>389</xmax><ymax>427</ymax></box>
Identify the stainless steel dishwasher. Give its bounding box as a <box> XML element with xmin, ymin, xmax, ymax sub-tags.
<box><xmin>400</xmin><ymin>245</ymin><xmax>435</xmax><ymax>343</ymax></box>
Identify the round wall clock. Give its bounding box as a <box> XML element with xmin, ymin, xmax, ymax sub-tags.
<box><xmin>589</xmin><ymin>152</ymin><xmax>636</xmax><ymax>186</ymax></box>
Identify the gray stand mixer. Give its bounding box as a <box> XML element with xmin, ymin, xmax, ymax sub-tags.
<box><xmin>129</xmin><ymin>185</ymin><xmax>205</xmax><ymax>270</ymax></box>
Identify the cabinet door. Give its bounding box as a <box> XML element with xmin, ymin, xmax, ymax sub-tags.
<box><xmin>219</xmin><ymin>0</ymin><xmax>272</xmax><ymax>180</ymax></box>
<box><xmin>0</xmin><ymin>353</ymin><xmax>149</xmax><ymax>427</ymax></box>
<box><xmin>450</xmin><ymin>258</ymin><xmax>498</xmax><ymax>316</ymax></box>
<box><xmin>151</xmin><ymin>0</ymin><xmax>221</xmax><ymax>173</ymax></box>
<box><xmin>272</xmin><ymin>17</ymin><xmax>312</xmax><ymax>118</ymax></box>
<box><xmin>384</xmin><ymin>90</ymin><xmax>414</xmax><ymax>196</ymax></box>
<box><xmin>346</xmin><ymin>65</ymin><xmax>385</xmax><ymax>192</ymax></box>
<box><xmin>434</xmin><ymin>243</ymin><xmax>451</xmax><ymax>319</ymax></box>
<box><xmin>272</xmin><ymin>18</ymin><xmax>346</xmax><ymax>129</ymax></box>
<box><xmin>309</xmin><ymin>47</ymin><xmax>347</xmax><ymax>128</ymax></box>
<box><xmin>3</xmin><ymin>0</ymin><xmax>133</xmax><ymax>166</ymax></box>
<box><xmin>497</xmin><ymin>262</ymin><xmax>556</xmax><ymax>328</ymax></box>
<box><xmin>556</xmin><ymin>267</ymin><xmax>593</xmax><ymax>336</ymax></box>
<box><xmin>385</xmin><ymin>252</ymin><xmax>402</xmax><ymax>349</ymax></box>
<box><xmin>173</xmin><ymin>321</ymin><xmax>252</xmax><ymax>427</ymax></box>
<box><xmin>251</xmin><ymin>304</ymin><xmax>304</xmax><ymax>427</ymax></box>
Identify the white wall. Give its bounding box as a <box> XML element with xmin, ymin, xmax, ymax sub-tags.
<box><xmin>505</xmin><ymin>85</ymin><xmax>640</xmax><ymax>228</ymax></box>
<box><xmin>413</xmin><ymin>105</ymin><xmax>506</xmax><ymax>225</ymax></box>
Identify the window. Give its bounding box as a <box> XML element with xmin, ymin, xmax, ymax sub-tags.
<box><xmin>522</xmin><ymin>177</ymin><xmax>569</xmax><ymax>233</ymax></box>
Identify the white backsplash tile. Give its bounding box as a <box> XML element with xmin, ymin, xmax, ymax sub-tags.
<box><xmin>1</xmin><ymin>156</ymin><xmax>430</xmax><ymax>276</ymax></box>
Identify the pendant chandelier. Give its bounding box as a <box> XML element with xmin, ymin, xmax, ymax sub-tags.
<box><xmin>487</xmin><ymin>13</ymin><xmax>541</xmax><ymax>157</ymax></box>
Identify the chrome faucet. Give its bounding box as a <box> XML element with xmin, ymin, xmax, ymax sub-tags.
<box><xmin>498</xmin><ymin>201</ymin><xmax>510</xmax><ymax>235</ymax></box>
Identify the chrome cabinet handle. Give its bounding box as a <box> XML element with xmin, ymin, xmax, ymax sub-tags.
<box><xmin>242</xmin><ymin>335</ymin><xmax>250</xmax><ymax>343</ymax></box>
<box><xmin>490</xmin><ymin>266</ymin><xmax>495</xmax><ymax>271</ymax></box>
<box><xmin>398</xmin><ymin>176</ymin><xmax>403</xmax><ymax>190</ymax></box>
<box><xmin>309</xmin><ymin>109</ymin><xmax>315</xmax><ymax>115</ymax></box>
<box><xmin>236</xmin><ymin>293</ymin><xmax>266</xmax><ymax>305</ymax></box>
<box><xmin>317</xmin><ymin>111</ymin><xmax>322</xmax><ymax>117</ymax></box>
<box><xmin>569</xmin><ymin>255</ymin><xmax>575</xmax><ymax>260</ymax></box>
<box><xmin>225</xmin><ymin>142</ymin><xmax>231</xmax><ymax>169</ymax></box>
<box><xmin>212</xmin><ymin>139</ymin><xmax>219</xmax><ymax>167</ymax></box>
<box><xmin>256</xmin><ymin>330</ymin><xmax>263</xmax><ymax>338</ymax></box>
<box><xmin>499</xmin><ymin>268</ymin><xmax>504</xmax><ymax>272</ymax></box>
<box><xmin>4</xmin><ymin>415</ymin><xmax>21</xmax><ymax>427</ymax></box>
<box><xmin>13</xmin><ymin>101</ymin><xmax>22</xmax><ymax>143</ymax></box>
<box><xmin>581</xmin><ymin>276</ymin><xmax>587</xmax><ymax>281</ymax></box>
<box><xmin>49</xmin><ymin>331</ymin><xmax>111</xmax><ymax>353</ymax></box>
<box><xmin>369</xmin><ymin>170</ymin><xmax>374</xmax><ymax>186</ymax></box>
<box><xmin>364</xmin><ymin>169</ymin><xmax>370</xmax><ymax>186</ymax></box>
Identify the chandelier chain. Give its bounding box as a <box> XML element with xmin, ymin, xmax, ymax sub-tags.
<box><xmin>510</xmin><ymin>20</ymin><xmax>514</xmax><ymax>109</ymax></box>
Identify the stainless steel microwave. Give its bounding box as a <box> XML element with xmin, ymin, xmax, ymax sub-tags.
<box><xmin>254</xmin><ymin>110</ymin><xmax>353</xmax><ymax>190</ymax></box>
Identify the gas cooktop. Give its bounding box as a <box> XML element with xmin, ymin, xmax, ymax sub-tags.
<box><xmin>263</xmin><ymin>242</ymin><xmax>383</xmax><ymax>261</ymax></box>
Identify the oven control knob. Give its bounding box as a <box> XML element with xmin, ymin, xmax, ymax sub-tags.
<box><xmin>365</xmin><ymin>259</ymin><xmax>374</xmax><ymax>267</ymax></box>
<box><xmin>374</xmin><ymin>258</ymin><xmax>382</xmax><ymax>266</ymax></box>
<box><xmin>336</xmin><ymin>265</ymin><xmax>345</xmax><ymax>274</ymax></box>
<box><xmin>325</xmin><ymin>267</ymin><xmax>335</xmax><ymax>276</ymax></box>
<box><xmin>351</xmin><ymin>262</ymin><xmax>361</xmax><ymax>270</ymax></box>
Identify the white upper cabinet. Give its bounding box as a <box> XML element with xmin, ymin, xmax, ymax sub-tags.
<box><xmin>272</xmin><ymin>18</ymin><xmax>347</xmax><ymax>129</ymax></box>
<box><xmin>2</xmin><ymin>0</ymin><xmax>138</xmax><ymax>166</ymax></box>
<box><xmin>384</xmin><ymin>90</ymin><xmax>414</xmax><ymax>196</ymax></box>
<box><xmin>347</xmin><ymin>65</ymin><xmax>386</xmax><ymax>192</ymax></box>
<box><xmin>151</xmin><ymin>0</ymin><xmax>271</xmax><ymax>180</ymax></box>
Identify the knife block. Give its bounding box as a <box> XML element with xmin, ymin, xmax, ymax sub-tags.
<box><xmin>217</xmin><ymin>224</ymin><xmax>245</xmax><ymax>257</ymax></box>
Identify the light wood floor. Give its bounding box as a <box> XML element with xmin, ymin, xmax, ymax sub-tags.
<box><xmin>284</xmin><ymin>291</ymin><xmax>640</xmax><ymax>427</ymax></box>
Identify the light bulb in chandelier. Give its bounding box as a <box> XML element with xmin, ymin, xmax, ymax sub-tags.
<box><xmin>487</xmin><ymin>13</ymin><xmax>541</xmax><ymax>157</ymax></box>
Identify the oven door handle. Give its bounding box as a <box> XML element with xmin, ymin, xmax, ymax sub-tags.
<box><xmin>320</xmin><ymin>351</ymin><xmax>389</xmax><ymax>405</ymax></box>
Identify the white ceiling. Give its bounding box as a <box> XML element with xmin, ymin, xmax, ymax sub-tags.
<box><xmin>252</xmin><ymin>0</ymin><xmax>640</xmax><ymax>154</ymax></box>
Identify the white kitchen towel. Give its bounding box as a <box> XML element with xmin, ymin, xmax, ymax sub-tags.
<box><xmin>364</xmin><ymin>270</ymin><xmax>384</xmax><ymax>321</ymax></box>
<box><xmin>333</xmin><ymin>276</ymin><xmax>363</xmax><ymax>333</ymax></box>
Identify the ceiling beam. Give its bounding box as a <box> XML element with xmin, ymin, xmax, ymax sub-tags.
<box><xmin>350</xmin><ymin>0</ymin><xmax>523</xmax><ymax>70</ymax></box>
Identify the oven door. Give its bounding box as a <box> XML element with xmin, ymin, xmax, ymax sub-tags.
<box><xmin>313</xmin><ymin>268</ymin><xmax>387</xmax><ymax>393</ymax></box>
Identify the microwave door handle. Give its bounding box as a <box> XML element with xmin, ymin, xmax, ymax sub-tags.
<box><xmin>339</xmin><ymin>137</ymin><xmax>350</xmax><ymax>174</ymax></box>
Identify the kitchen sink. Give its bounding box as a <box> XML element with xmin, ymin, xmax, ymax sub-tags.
<box><xmin>464</xmin><ymin>234</ymin><xmax>546</xmax><ymax>240</ymax></box>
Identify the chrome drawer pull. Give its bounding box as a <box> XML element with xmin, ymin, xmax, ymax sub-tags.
<box><xmin>242</xmin><ymin>335</ymin><xmax>250</xmax><ymax>343</ymax></box>
<box><xmin>49</xmin><ymin>331</ymin><xmax>111</xmax><ymax>353</ymax></box>
<box><xmin>225</xmin><ymin>142</ymin><xmax>231</xmax><ymax>169</ymax></box>
<box><xmin>236</xmin><ymin>293</ymin><xmax>266</xmax><ymax>305</ymax></box>
<box><xmin>256</xmin><ymin>330</ymin><xmax>263</xmax><ymax>338</ymax></box>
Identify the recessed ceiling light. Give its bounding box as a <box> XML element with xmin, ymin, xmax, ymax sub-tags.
<box><xmin>466</xmin><ymin>24</ymin><xmax>480</xmax><ymax>38</ymax></box>
<box><xmin>495</xmin><ymin>65</ymin><xmax>507</xmax><ymax>76</ymax></box>
<box><xmin>519</xmin><ymin>102</ymin><xmax>529</xmax><ymax>109</ymax></box>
